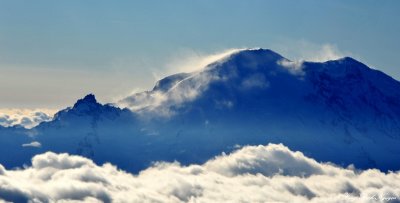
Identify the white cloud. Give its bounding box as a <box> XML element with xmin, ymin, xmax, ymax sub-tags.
<box><xmin>1</xmin><ymin>143</ymin><xmax>399</xmax><ymax>202</ymax></box>
<box><xmin>0</xmin><ymin>109</ymin><xmax>57</xmax><ymax>129</ymax></box>
<box><xmin>22</xmin><ymin>141</ymin><xmax>42</xmax><ymax>148</ymax></box>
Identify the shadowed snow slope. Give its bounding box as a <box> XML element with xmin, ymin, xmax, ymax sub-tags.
<box><xmin>1</xmin><ymin>144</ymin><xmax>399</xmax><ymax>203</ymax></box>
<box><xmin>1</xmin><ymin>48</ymin><xmax>400</xmax><ymax>173</ymax></box>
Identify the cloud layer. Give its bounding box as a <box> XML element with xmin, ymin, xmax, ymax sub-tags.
<box><xmin>1</xmin><ymin>143</ymin><xmax>399</xmax><ymax>202</ymax></box>
<box><xmin>0</xmin><ymin>109</ymin><xmax>56</xmax><ymax>129</ymax></box>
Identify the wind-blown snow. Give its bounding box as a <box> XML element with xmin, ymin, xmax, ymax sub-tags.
<box><xmin>118</xmin><ymin>49</ymin><xmax>244</xmax><ymax>113</ymax></box>
<box><xmin>118</xmin><ymin>60</ymin><xmax>234</xmax><ymax>116</ymax></box>
<box><xmin>158</xmin><ymin>48</ymin><xmax>243</xmax><ymax>78</ymax></box>
<box><xmin>0</xmin><ymin>143</ymin><xmax>399</xmax><ymax>203</ymax></box>
<box><xmin>118</xmin><ymin>71</ymin><xmax>224</xmax><ymax>117</ymax></box>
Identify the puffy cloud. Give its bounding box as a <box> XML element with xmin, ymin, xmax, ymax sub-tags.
<box><xmin>0</xmin><ymin>109</ymin><xmax>56</xmax><ymax>129</ymax></box>
<box><xmin>204</xmin><ymin>143</ymin><xmax>325</xmax><ymax>177</ymax></box>
<box><xmin>1</xmin><ymin>143</ymin><xmax>400</xmax><ymax>202</ymax></box>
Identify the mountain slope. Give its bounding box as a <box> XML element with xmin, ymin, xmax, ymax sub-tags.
<box><xmin>1</xmin><ymin>48</ymin><xmax>399</xmax><ymax>172</ymax></box>
<box><xmin>119</xmin><ymin>49</ymin><xmax>400</xmax><ymax>170</ymax></box>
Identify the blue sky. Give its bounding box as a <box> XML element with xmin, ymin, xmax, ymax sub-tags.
<box><xmin>0</xmin><ymin>0</ymin><xmax>399</xmax><ymax>108</ymax></box>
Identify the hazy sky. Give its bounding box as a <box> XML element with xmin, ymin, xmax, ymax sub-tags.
<box><xmin>0</xmin><ymin>0</ymin><xmax>399</xmax><ymax>109</ymax></box>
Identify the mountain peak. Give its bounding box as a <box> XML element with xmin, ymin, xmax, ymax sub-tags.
<box><xmin>340</xmin><ymin>56</ymin><xmax>358</xmax><ymax>62</ymax></box>
<box><xmin>81</xmin><ymin>93</ymin><xmax>97</xmax><ymax>103</ymax></box>
<box><xmin>73</xmin><ymin>94</ymin><xmax>98</xmax><ymax>109</ymax></box>
<box><xmin>230</xmin><ymin>48</ymin><xmax>285</xmax><ymax>61</ymax></box>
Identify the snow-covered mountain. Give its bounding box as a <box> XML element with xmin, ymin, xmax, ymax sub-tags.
<box><xmin>1</xmin><ymin>48</ymin><xmax>400</xmax><ymax>172</ymax></box>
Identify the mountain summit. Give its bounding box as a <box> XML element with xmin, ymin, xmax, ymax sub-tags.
<box><xmin>74</xmin><ymin>94</ymin><xmax>98</xmax><ymax>107</ymax></box>
<box><xmin>1</xmin><ymin>48</ymin><xmax>400</xmax><ymax>172</ymax></box>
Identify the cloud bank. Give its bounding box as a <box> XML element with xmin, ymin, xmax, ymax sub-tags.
<box><xmin>1</xmin><ymin>143</ymin><xmax>399</xmax><ymax>202</ymax></box>
<box><xmin>0</xmin><ymin>109</ymin><xmax>56</xmax><ymax>129</ymax></box>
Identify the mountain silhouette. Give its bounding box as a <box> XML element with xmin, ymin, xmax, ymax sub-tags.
<box><xmin>1</xmin><ymin>48</ymin><xmax>400</xmax><ymax>172</ymax></box>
